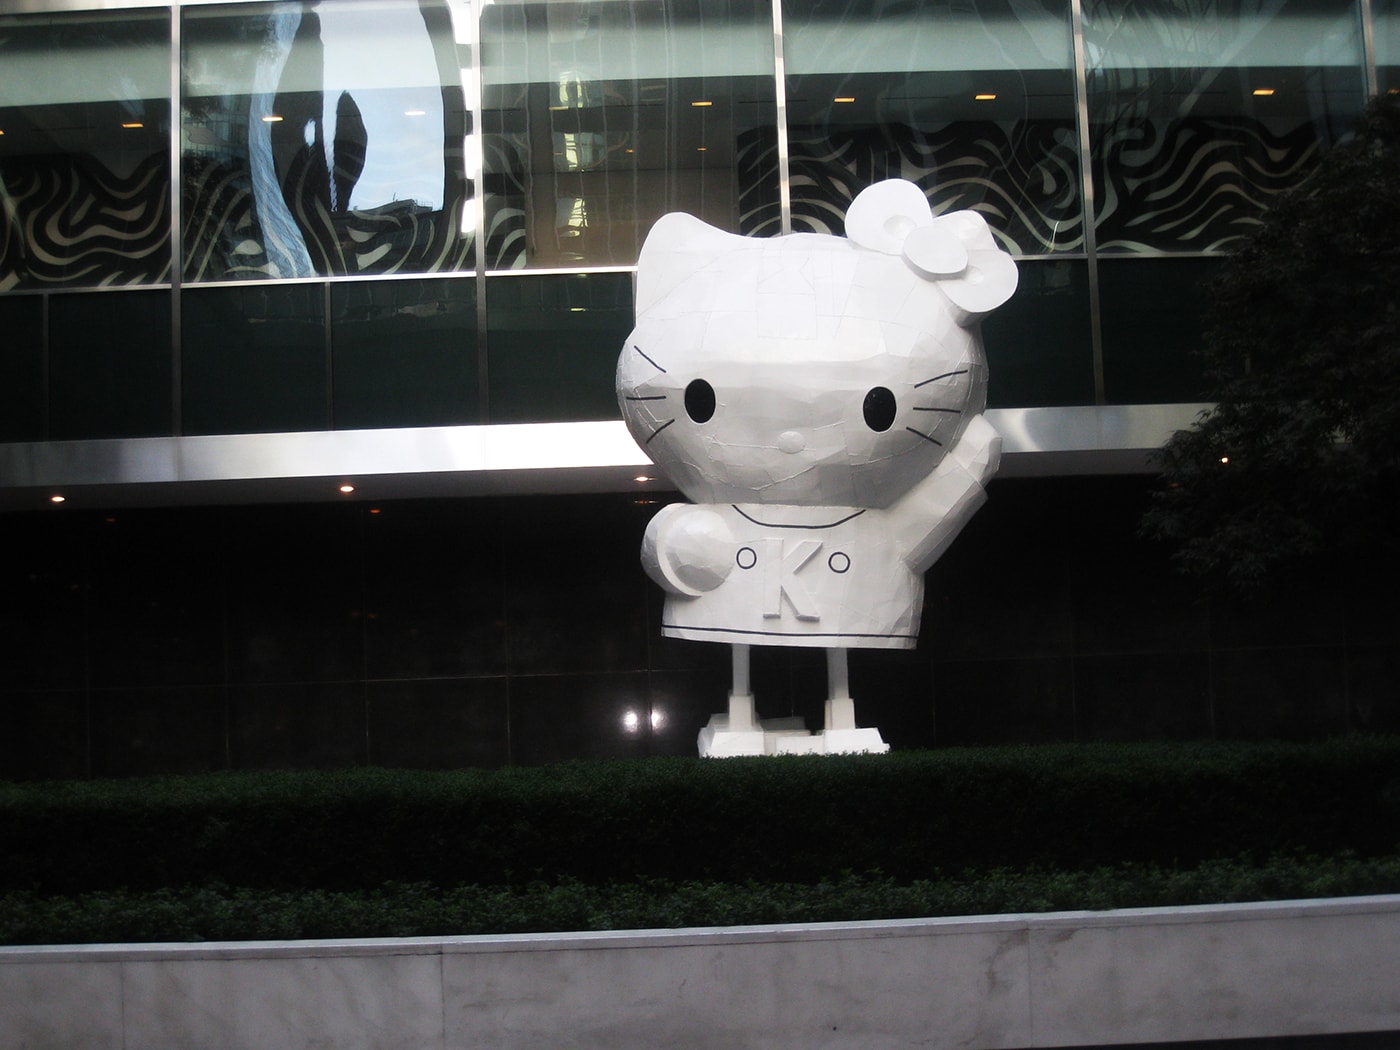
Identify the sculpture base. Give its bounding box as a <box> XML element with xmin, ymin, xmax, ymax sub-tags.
<box><xmin>697</xmin><ymin>715</ymin><xmax>889</xmax><ymax>758</ymax></box>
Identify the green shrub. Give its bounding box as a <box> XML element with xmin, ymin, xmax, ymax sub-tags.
<box><xmin>1</xmin><ymin>738</ymin><xmax>1397</xmax><ymax>901</ymax></box>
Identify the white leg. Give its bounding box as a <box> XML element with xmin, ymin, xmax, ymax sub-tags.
<box><xmin>728</xmin><ymin>643</ymin><xmax>756</xmax><ymax>731</ymax></box>
<box><xmin>824</xmin><ymin>647</ymin><xmax>856</xmax><ymax>731</ymax></box>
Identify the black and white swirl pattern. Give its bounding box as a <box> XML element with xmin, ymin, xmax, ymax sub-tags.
<box><xmin>0</xmin><ymin>153</ymin><xmax>170</xmax><ymax>290</ymax></box>
<box><xmin>1092</xmin><ymin>116</ymin><xmax>1321</xmax><ymax>252</ymax></box>
<box><xmin>782</xmin><ymin>120</ymin><xmax>1083</xmax><ymax>256</ymax></box>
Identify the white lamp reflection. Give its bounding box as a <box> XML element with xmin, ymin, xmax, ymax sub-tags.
<box><xmin>621</xmin><ymin>708</ymin><xmax>666</xmax><ymax>734</ymax></box>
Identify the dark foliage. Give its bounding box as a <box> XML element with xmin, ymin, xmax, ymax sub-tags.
<box><xmin>1141</xmin><ymin>95</ymin><xmax>1400</xmax><ymax>594</ymax></box>
<box><xmin>2</xmin><ymin>739</ymin><xmax>1398</xmax><ymax>896</ymax></box>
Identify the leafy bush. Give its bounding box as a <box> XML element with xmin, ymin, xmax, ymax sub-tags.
<box><xmin>1</xmin><ymin>738</ymin><xmax>1397</xmax><ymax>944</ymax></box>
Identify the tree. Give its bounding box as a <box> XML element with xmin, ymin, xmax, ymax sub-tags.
<box><xmin>1140</xmin><ymin>94</ymin><xmax>1400</xmax><ymax>595</ymax></box>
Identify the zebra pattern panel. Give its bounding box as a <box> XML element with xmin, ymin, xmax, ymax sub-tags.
<box><xmin>779</xmin><ymin>120</ymin><xmax>1084</xmax><ymax>255</ymax></box>
<box><xmin>0</xmin><ymin>153</ymin><xmax>171</xmax><ymax>291</ymax></box>
<box><xmin>1091</xmin><ymin>116</ymin><xmax>1324</xmax><ymax>253</ymax></box>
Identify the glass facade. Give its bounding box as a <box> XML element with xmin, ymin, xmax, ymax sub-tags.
<box><xmin>0</xmin><ymin>8</ymin><xmax>171</xmax><ymax>289</ymax></box>
<box><xmin>781</xmin><ymin>0</ymin><xmax>1082</xmax><ymax>254</ymax></box>
<box><xmin>1084</xmin><ymin>0</ymin><xmax>1367</xmax><ymax>254</ymax></box>
<box><xmin>182</xmin><ymin>0</ymin><xmax>475</xmax><ymax>280</ymax></box>
<box><xmin>0</xmin><ymin>0</ymin><xmax>1388</xmax><ymax>438</ymax></box>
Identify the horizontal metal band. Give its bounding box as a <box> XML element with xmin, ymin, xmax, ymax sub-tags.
<box><xmin>0</xmin><ymin>404</ymin><xmax>1207</xmax><ymax>511</ymax></box>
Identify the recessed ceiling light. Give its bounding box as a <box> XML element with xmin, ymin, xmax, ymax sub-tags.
<box><xmin>338</xmin><ymin>484</ymin><xmax>355</xmax><ymax>494</ymax></box>
<box><xmin>121</xmin><ymin>122</ymin><xmax>144</xmax><ymax>129</ymax></box>
<box><xmin>691</xmin><ymin>100</ymin><xmax>713</xmax><ymax>107</ymax></box>
<box><xmin>49</xmin><ymin>495</ymin><xmax>66</xmax><ymax>504</ymax></box>
<box><xmin>261</xmin><ymin>114</ymin><xmax>284</xmax><ymax>123</ymax></box>
<box><xmin>634</xmin><ymin>475</ymin><xmax>654</xmax><ymax>483</ymax></box>
<box><xmin>975</xmin><ymin>93</ymin><xmax>997</xmax><ymax>101</ymax></box>
<box><xmin>834</xmin><ymin>97</ymin><xmax>856</xmax><ymax>103</ymax></box>
<box><xmin>1253</xmin><ymin>88</ymin><xmax>1276</xmax><ymax>96</ymax></box>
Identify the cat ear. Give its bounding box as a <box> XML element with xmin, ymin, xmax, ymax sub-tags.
<box><xmin>635</xmin><ymin>212</ymin><xmax>744</xmax><ymax>316</ymax></box>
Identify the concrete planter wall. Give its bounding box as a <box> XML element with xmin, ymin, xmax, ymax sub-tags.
<box><xmin>2</xmin><ymin>895</ymin><xmax>1397</xmax><ymax>1050</ymax></box>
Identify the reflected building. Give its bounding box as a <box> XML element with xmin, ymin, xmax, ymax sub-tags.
<box><xmin>0</xmin><ymin>0</ymin><xmax>1396</xmax><ymax>777</ymax></box>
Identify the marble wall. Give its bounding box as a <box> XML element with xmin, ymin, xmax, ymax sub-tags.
<box><xmin>1</xmin><ymin>475</ymin><xmax>1396</xmax><ymax>779</ymax></box>
<box><xmin>1</xmin><ymin>896</ymin><xmax>1398</xmax><ymax>1049</ymax></box>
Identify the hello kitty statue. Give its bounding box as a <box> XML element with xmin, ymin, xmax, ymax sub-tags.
<box><xmin>617</xmin><ymin>180</ymin><xmax>1017</xmax><ymax>757</ymax></box>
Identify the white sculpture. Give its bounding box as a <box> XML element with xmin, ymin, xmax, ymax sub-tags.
<box><xmin>617</xmin><ymin>180</ymin><xmax>1017</xmax><ymax>757</ymax></box>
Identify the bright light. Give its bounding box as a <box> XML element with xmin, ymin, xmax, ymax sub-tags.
<box><xmin>1252</xmin><ymin>88</ymin><xmax>1276</xmax><ymax>97</ymax></box>
<box><xmin>1220</xmin><ymin>456</ymin><xmax>1230</xmax><ymax>464</ymax></box>
<box><xmin>262</xmin><ymin>114</ymin><xmax>284</xmax><ymax>123</ymax></box>
<box><xmin>339</xmin><ymin>484</ymin><xmax>356</xmax><ymax>494</ymax></box>
<box><xmin>622</xmin><ymin>710</ymin><xmax>641</xmax><ymax>733</ymax></box>
<box><xmin>404</xmin><ymin>109</ymin><xmax>427</xmax><ymax>117</ymax></box>
<box><xmin>691</xmin><ymin>100</ymin><xmax>713</xmax><ymax>107</ymax></box>
<box><xmin>833</xmin><ymin>96</ymin><xmax>856</xmax><ymax>103</ymax></box>
<box><xmin>49</xmin><ymin>495</ymin><xmax>66</xmax><ymax>504</ymax></box>
<box><xmin>975</xmin><ymin>93</ymin><xmax>997</xmax><ymax>101</ymax></box>
<box><xmin>650</xmin><ymin>709</ymin><xmax>665</xmax><ymax>730</ymax></box>
<box><xmin>634</xmin><ymin>475</ymin><xmax>654</xmax><ymax>483</ymax></box>
<box><xmin>121</xmin><ymin>122</ymin><xmax>144</xmax><ymax>129</ymax></box>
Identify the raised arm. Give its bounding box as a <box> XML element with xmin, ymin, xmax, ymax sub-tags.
<box><xmin>889</xmin><ymin>414</ymin><xmax>1002</xmax><ymax>575</ymax></box>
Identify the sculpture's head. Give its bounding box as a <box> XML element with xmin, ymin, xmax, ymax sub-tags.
<box><xmin>617</xmin><ymin>180</ymin><xmax>1017</xmax><ymax>508</ymax></box>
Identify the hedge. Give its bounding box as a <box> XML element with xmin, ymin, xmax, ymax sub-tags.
<box><xmin>3</xmin><ymin>737</ymin><xmax>1398</xmax><ymax>896</ymax></box>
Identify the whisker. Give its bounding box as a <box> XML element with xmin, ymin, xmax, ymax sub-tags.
<box><xmin>914</xmin><ymin>369</ymin><xmax>968</xmax><ymax>388</ymax></box>
<box><xmin>634</xmin><ymin>346</ymin><xmax>667</xmax><ymax>373</ymax></box>
<box><xmin>906</xmin><ymin>427</ymin><xmax>944</xmax><ymax>446</ymax></box>
<box><xmin>646</xmin><ymin>418</ymin><xmax>677</xmax><ymax>444</ymax></box>
<box><xmin>913</xmin><ymin>406</ymin><xmax>962</xmax><ymax>413</ymax></box>
<box><xmin>626</xmin><ymin>395</ymin><xmax>668</xmax><ymax>401</ymax></box>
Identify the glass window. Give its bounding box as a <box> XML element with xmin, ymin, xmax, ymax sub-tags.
<box><xmin>1085</xmin><ymin>0</ymin><xmax>1366</xmax><ymax>254</ymax></box>
<box><xmin>1098</xmin><ymin>256</ymin><xmax>1219</xmax><ymax>403</ymax></box>
<box><xmin>480</xmin><ymin>0</ymin><xmax>779</xmax><ymax>269</ymax></box>
<box><xmin>332</xmin><ymin>276</ymin><xmax>480</xmax><ymax>428</ymax></box>
<box><xmin>486</xmin><ymin>272</ymin><xmax>633</xmax><ymax>421</ymax></box>
<box><xmin>50</xmin><ymin>290</ymin><xmax>172</xmax><ymax>439</ymax></box>
<box><xmin>182</xmin><ymin>0</ymin><xmax>474</xmax><ymax>282</ymax></box>
<box><xmin>781</xmin><ymin>0</ymin><xmax>1082</xmax><ymax>256</ymax></box>
<box><xmin>1380</xmin><ymin>0</ymin><xmax>1400</xmax><ymax>96</ymax></box>
<box><xmin>0</xmin><ymin>295</ymin><xmax>44</xmax><ymax>441</ymax></box>
<box><xmin>183</xmin><ymin>284</ymin><xmax>329</xmax><ymax>434</ymax></box>
<box><xmin>982</xmin><ymin>259</ymin><xmax>1096</xmax><ymax>406</ymax></box>
<box><xmin>0</xmin><ymin>9</ymin><xmax>171</xmax><ymax>290</ymax></box>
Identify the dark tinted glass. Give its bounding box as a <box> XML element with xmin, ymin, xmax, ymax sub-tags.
<box><xmin>182</xmin><ymin>283</ymin><xmax>328</xmax><ymax>434</ymax></box>
<box><xmin>0</xmin><ymin>296</ymin><xmax>44</xmax><ymax>441</ymax></box>
<box><xmin>332</xmin><ymin>277</ymin><xmax>480</xmax><ymax>428</ymax></box>
<box><xmin>1099</xmin><ymin>256</ymin><xmax>1220</xmax><ymax>404</ymax></box>
<box><xmin>49</xmin><ymin>290</ymin><xmax>172</xmax><ymax>439</ymax></box>
<box><xmin>486</xmin><ymin>272</ymin><xmax>633</xmax><ymax>422</ymax></box>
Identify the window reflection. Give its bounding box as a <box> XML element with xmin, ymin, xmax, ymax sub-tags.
<box><xmin>181</xmin><ymin>0</ymin><xmax>474</xmax><ymax>281</ymax></box>
<box><xmin>1084</xmin><ymin>0</ymin><xmax>1366</xmax><ymax>253</ymax></box>
<box><xmin>1380</xmin><ymin>0</ymin><xmax>1400</xmax><ymax>96</ymax></box>
<box><xmin>781</xmin><ymin>0</ymin><xmax>1082</xmax><ymax>256</ymax></box>
<box><xmin>0</xmin><ymin>9</ymin><xmax>171</xmax><ymax>290</ymax></box>
<box><xmin>480</xmin><ymin>0</ymin><xmax>779</xmax><ymax>269</ymax></box>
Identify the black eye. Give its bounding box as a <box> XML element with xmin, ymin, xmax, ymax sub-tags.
<box><xmin>685</xmin><ymin>379</ymin><xmax>716</xmax><ymax>423</ymax></box>
<box><xmin>863</xmin><ymin>387</ymin><xmax>897</xmax><ymax>432</ymax></box>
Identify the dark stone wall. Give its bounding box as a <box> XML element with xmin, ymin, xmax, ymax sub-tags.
<box><xmin>1</xmin><ymin>476</ymin><xmax>1395</xmax><ymax>780</ymax></box>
